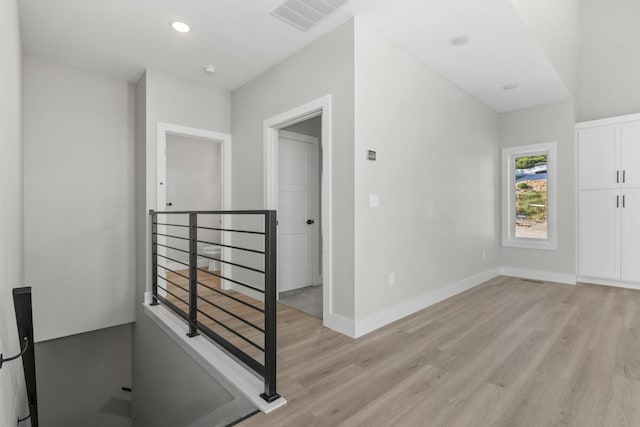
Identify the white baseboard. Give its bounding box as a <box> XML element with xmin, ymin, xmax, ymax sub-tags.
<box><xmin>353</xmin><ymin>268</ymin><xmax>501</xmax><ymax>339</ymax></box>
<box><xmin>500</xmin><ymin>267</ymin><xmax>576</xmax><ymax>285</ymax></box>
<box><xmin>323</xmin><ymin>312</ymin><xmax>356</xmax><ymax>338</ymax></box>
<box><xmin>577</xmin><ymin>276</ymin><xmax>640</xmax><ymax>290</ymax></box>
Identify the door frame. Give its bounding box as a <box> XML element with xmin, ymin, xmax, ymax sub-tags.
<box><xmin>263</xmin><ymin>95</ymin><xmax>332</xmax><ymax>321</ymax></box>
<box><xmin>157</xmin><ymin>122</ymin><xmax>233</xmax><ymax>289</ymax></box>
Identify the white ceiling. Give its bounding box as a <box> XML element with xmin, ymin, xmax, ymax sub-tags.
<box><xmin>18</xmin><ymin>0</ymin><xmax>570</xmax><ymax>113</ymax></box>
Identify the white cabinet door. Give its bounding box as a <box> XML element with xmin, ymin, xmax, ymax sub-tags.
<box><xmin>621</xmin><ymin>122</ymin><xmax>640</xmax><ymax>189</ymax></box>
<box><xmin>621</xmin><ymin>189</ymin><xmax>640</xmax><ymax>282</ymax></box>
<box><xmin>579</xmin><ymin>190</ymin><xmax>620</xmax><ymax>280</ymax></box>
<box><xmin>578</xmin><ymin>126</ymin><xmax>620</xmax><ymax>190</ymax></box>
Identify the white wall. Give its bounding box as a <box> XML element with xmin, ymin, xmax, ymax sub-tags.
<box><xmin>509</xmin><ymin>0</ymin><xmax>581</xmax><ymax>99</ymax></box>
<box><xmin>353</xmin><ymin>21</ymin><xmax>500</xmax><ymax>332</ymax></box>
<box><xmin>24</xmin><ymin>56</ymin><xmax>136</xmax><ymax>342</ymax></box>
<box><xmin>231</xmin><ymin>19</ymin><xmax>355</xmax><ymax>320</ymax></box>
<box><xmin>578</xmin><ymin>0</ymin><xmax>640</xmax><ymax>121</ymax></box>
<box><xmin>498</xmin><ymin>100</ymin><xmax>576</xmax><ymax>279</ymax></box>
<box><xmin>0</xmin><ymin>0</ymin><xmax>29</xmax><ymax>423</ymax></box>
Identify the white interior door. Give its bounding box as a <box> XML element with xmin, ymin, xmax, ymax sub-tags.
<box><xmin>621</xmin><ymin>122</ymin><xmax>640</xmax><ymax>188</ymax></box>
<box><xmin>621</xmin><ymin>189</ymin><xmax>640</xmax><ymax>282</ymax></box>
<box><xmin>578</xmin><ymin>126</ymin><xmax>620</xmax><ymax>190</ymax></box>
<box><xmin>579</xmin><ymin>190</ymin><xmax>620</xmax><ymax>280</ymax></box>
<box><xmin>278</xmin><ymin>130</ymin><xmax>320</xmax><ymax>293</ymax></box>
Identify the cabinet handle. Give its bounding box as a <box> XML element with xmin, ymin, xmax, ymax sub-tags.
<box><xmin>617</xmin><ymin>195</ymin><xmax>620</xmax><ymax>208</ymax></box>
<box><xmin>623</xmin><ymin>170</ymin><xmax>626</xmax><ymax>183</ymax></box>
<box><xmin>617</xmin><ymin>170</ymin><xmax>620</xmax><ymax>183</ymax></box>
<box><xmin>623</xmin><ymin>194</ymin><xmax>626</xmax><ymax>208</ymax></box>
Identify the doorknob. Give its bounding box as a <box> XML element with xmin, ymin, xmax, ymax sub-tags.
<box><xmin>166</xmin><ymin>202</ymin><xmax>173</xmax><ymax>207</ymax></box>
<box><xmin>306</xmin><ymin>219</ymin><xmax>315</xmax><ymax>225</ymax></box>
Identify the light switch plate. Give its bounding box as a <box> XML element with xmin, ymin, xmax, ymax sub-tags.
<box><xmin>369</xmin><ymin>194</ymin><xmax>379</xmax><ymax>207</ymax></box>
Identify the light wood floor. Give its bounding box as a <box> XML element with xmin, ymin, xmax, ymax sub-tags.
<box><xmin>226</xmin><ymin>275</ymin><xmax>640</xmax><ymax>427</ymax></box>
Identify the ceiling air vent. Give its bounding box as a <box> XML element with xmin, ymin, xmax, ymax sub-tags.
<box><xmin>271</xmin><ymin>0</ymin><xmax>349</xmax><ymax>32</ymax></box>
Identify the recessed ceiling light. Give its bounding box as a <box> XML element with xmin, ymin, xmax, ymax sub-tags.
<box><xmin>171</xmin><ymin>21</ymin><xmax>190</xmax><ymax>33</ymax></box>
<box><xmin>450</xmin><ymin>35</ymin><xmax>470</xmax><ymax>46</ymax></box>
<box><xmin>204</xmin><ymin>65</ymin><xmax>217</xmax><ymax>74</ymax></box>
<box><xmin>502</xmin><ymin>84</ymin><xmax>519</xmax><ymax>91</ymax></box>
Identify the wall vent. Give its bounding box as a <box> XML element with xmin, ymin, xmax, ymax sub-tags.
<box><xmin>271</xmin><ymin>0</ymin><xmax>349</xmax><ymax>32</ymax></box>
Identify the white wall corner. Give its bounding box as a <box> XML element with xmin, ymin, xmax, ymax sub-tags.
<box><xmin>323</xmin><ymin>313</ymin><xmax>356</xmax><ymax>338</ymax></box>
<box><xmin>499</xmin><ymin>266</ymin><xmax>576</xmax><ymax>285</ymax></box>
<box><xmin>353</xmin><ymin>268</ymin><xmax>501</xmax><ymax>338</ymax></box>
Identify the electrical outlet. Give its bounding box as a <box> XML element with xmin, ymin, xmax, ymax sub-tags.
<box><xmin>389</xmin><ymin>273</ymin><xmax>395</xmax><ymax>287</ymax></box>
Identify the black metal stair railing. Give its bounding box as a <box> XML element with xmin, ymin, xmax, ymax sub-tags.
<box><xmin>149</xmin><ymin>210</ymin><xmax>280</xmax><ymax>403</ymax></box>
<box><xmin>0</xmin><ymin>287</ymin><xmax>38</xmax><ymax>426</ymax></box>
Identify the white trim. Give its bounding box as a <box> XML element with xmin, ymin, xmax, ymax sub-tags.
<box><xmin>156</xmin><ymin>122</ymin><xmax>233</xmax><ymax>291</ymax></box>
<box><xmin>354</xmin><ymin>269</ymin><xmax>501</xmax><ymax>338</ymax></box>
<box><xmin>575</xmin><ymin>113</ymin><xmax>640</xmax><ymax>129</ymax></box>
<box><xmin>144</xmin><ymin>303</ymin><xmax>286</xmax><ymax>413</ymax></box>
<box><xmin>500</xmin><ymin>267</ymin><xmax>576</xmax><ymax>285</ymax></box>
<box><xmin>577</xmin><ymin>276</ymin><xmax>640</xmax><ymax>290</ymax></box>
<box><xmin>574</xmin><ymin>126</ymin><xmax>580</xmax><ymax>290</ymax></box>
<box><xmin>502</xmin><ymin>142</ymin><xmax>558</xmax><ymax>250</ymax></box>
<box><xmin>323</xmin><ymin>313</ymin><xmax>356</xmax><ymax>338</ymax></box>
<box><xmin>263</xmin><ymin>95</ymin><xmax>337</xmax><ymax>331</ymax></box>
<box><xmin>278</xmin><ymin>129</ymin><xmax>318</xmax><ymax>144</ymax></box>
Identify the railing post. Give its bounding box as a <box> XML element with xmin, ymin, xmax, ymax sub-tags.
<box><xmin>261</xmin><ymin>210</ymin><xmax>280</xmax><ymax>403</ymax></box>
<box><xmin>151</xmin><ymin>210</ymin><xmax>159</xmax><ymax>306</ymax></box>
<box><xmin>188</xmin><ymin>213</ymin><xmax>199</xmax><ymax>337</ymax></box>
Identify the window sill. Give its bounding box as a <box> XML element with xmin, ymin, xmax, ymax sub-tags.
<box><xmin>502</xmin><ymin>239</ymin><xmax>557</xmax><ymax>250</ymax></box>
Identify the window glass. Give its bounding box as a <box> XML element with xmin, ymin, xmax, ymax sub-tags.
<box><xmin>514</xmin><ymin>154</ymin><xmax>548</xmax><ymax>240</ymax></box>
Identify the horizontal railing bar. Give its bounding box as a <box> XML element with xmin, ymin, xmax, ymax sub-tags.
<box><xmin>153</xmin><ymin>210</ymin><xmax>270</xmax><ymax>215</ymax></box>
<box><xmin>156</xmin><ymin>243</ymin><xmax>190</xmax><ymax>254</ymax></box>
<box><xmin>156</xmin><ymin>254</ymin><xmax>189</xmax><ymax>268</ymax></box>
<box><xmin>196</xmin><ymin>240</ymin><xmax>265</xmax><ymax>255</ymax></box>
<box><xmin>195</xmin><ymin>279</ymin><xmax>264</xmax><ymax>313</ymax></box>
<box><xmin>197</xmin><ymin>309</ymin><xmax>265</xmax><ymax>352</ymax></box>
<box><xmin>197</xmin><ymin>226</ymin><xmax>265</xmax><ymax>236</ymax></box>
<box><xmin>197</xmin><ymin>253</ymin><xmax>265</xmax><ymax>275</ymax></box>
<box><xmin>154</xmin><ymin>232</ymin><xmax>189</xmax><ymax>241</ymax></box>
<box><xmin>158</xmin><ymin>265</ymin><xmax>190</xmax><ymax>281</ymax></box>
<box><xmin>157</xmin><ymin>274</ymin><xmax>189</xmax><ymax>294</ymax></box>
<box><xmin>196</xmin><ymin>294</ymin><xmax>265</xmax><ymax>333</ymax></box>
<box><xmin>156</xmin><ymin>293</ymin><xmax>266</xmax><ymax>377</ymax></box>
<box><xmin>154</xmin><ymin>222</ymin><xmax>189</xmax><ymax>228</ymax></box>
<box><xmin>196</xmin><ymin>322</ymin><xmax>265</xmax><ymax>377</ymax></box>
<box><xmin>197</xmin><ymin>268</ymin><xmax>265</xmax><ymax>294</ymax></box>
<box><xmin>156</xmin><ymin>295</ymin><xmax>189</xmax><ymax>322</ymax></box>
<box><xmin>156</xmin><ymin>285</ymin><xmax>190</xmax><ymax>308</ymax></box>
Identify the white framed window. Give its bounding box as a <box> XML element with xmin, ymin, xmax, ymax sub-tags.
<box><xmin>502</xmin><ymin>142</ymin><xmax>557</xmax><ymax>250</ymax></box>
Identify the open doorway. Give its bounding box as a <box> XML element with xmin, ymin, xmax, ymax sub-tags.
<box><xmin>156</xmin><ymin>123</ymin><xmax>232</xmax><ymax>292</ymax></box>
<box><xmin>277</xmin><ymin>117</ymin><xmax>322</xmax><ymax>318</ymax></box>
<box><xmin>263</xmin><ymin>95</ymin><xmax>332</xmax><ymax>324</ymax></box>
